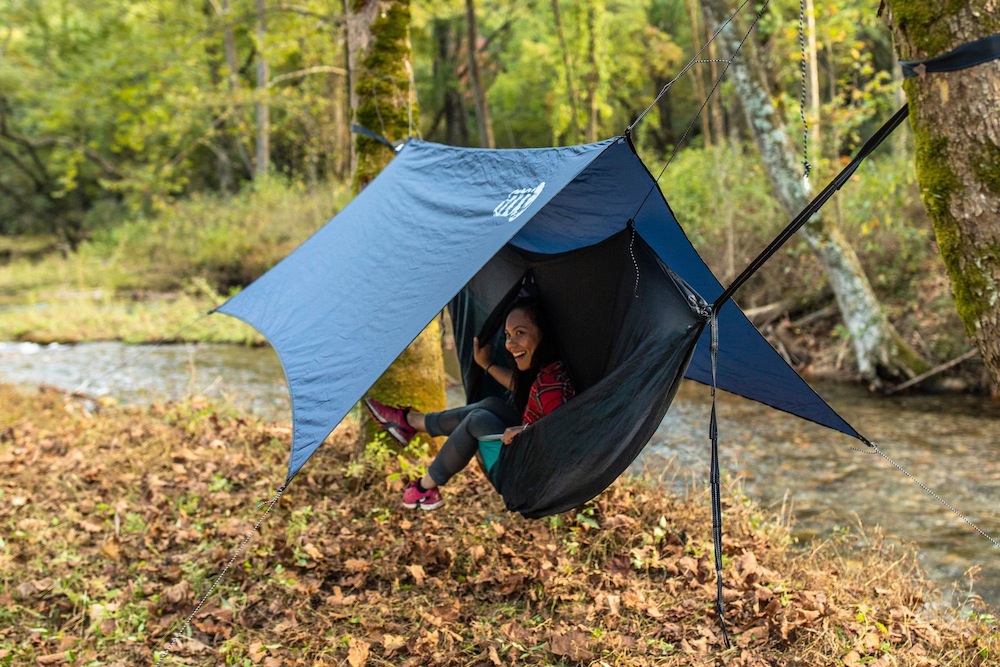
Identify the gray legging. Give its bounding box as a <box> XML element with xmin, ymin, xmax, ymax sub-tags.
<box><xmin>424</xmin><ymin>396</ymin><xmax>520</xmax><ymax>486</ymax></box>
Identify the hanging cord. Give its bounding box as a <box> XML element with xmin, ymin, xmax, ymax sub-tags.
<box><xmin>797</xmin><ymin>0</ymin><xmax>811</xmax><ymax>179</ymax></box>
<box><xmin>712</xmin><ymin>103</ymin><xmax>910</xmax><ymax>313</ymax></box>
<box><xmin>153</xmin><ymin>484</ymin><xmax>287</xmax><ymax>665</ymax></box>
<box><xmin>850</xmin><ymin>440</ymin><xmax>1000</xmax><ymax>551</ymax></box>
<box><xmin>707</xmin><ymin>308</ymin><xmax>731</xmax><ymax>648</ymax></box>
<box><xmin>627</xmin><ymin>219</ymin><xmax>640</xmax><ymax>298</ymax></box>
<box><xmin>627</xmin><ymin>0</ymin><xmax>756</xmax><ymax>133</ymax></box>
<box><xmin>627</xmin><ymin>0</ymin><xmax>771</xmax><ymax>222</ymax></box>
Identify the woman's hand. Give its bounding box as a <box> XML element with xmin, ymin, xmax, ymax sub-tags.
<box><xmin>501</xmin><ymin>425</ymin><xmax>524</xmax><ymax>445</ymax></box>
<box><xmin>473</xmin><ymin>336</ymin><xmax>493</xmax><ymax>370</ymax></box>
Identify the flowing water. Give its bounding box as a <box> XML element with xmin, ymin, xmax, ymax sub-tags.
<box><xmin>2</xmin><ymin>340</ymin><xmax>997</xmax><ymax>607</ymax></box>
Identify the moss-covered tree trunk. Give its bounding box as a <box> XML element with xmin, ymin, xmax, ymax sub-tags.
<box><xmin>882</xmin><ymin>1</ymin><xmax>1000</xmax><ymax>393</ymax></box>
<box><xmin>702</xmin><ymin>0</ymin><xmax>927</xmax><ymax>389</ymax></box>
<box><xmin>344</xmin><ymin>0</ymin><xmax>446</xmax><ymax>437</ymax></box>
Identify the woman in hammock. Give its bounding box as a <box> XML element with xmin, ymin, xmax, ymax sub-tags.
<box><xmin>365</xmin><ymin>296</ymin><xmax>575</xmax><ymax>510</ymax></box>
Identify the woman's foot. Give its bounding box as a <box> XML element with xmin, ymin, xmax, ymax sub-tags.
<box><xmin>364</xmin><ymin>397</ymin><xmax>417</xmax><ymax>446</ymax></box>
<box><xmin>402</xmin><ymin>480</ymin><xmax>444</xmax><ymax>510</ymax></box>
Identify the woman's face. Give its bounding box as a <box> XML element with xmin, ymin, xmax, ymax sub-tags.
<box><xmin>504</xmin><ymin>307</ymin><xmax>541</xmax><ymax>371</ymax></box>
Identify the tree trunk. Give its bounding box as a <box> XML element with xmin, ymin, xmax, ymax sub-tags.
<box><xmin>706</xmin><ymin>20</ymin><xmax>725</xmax><ymax>145</ymax></box>
<box><xmin>583</xmin><ymin>2</ymin><xmax>601</xmax><ymax>142</ymax></box>
<box><xmin>344</xmin><ymin>0</ymin><xmax>446</xmax><ymax>435</ymax></box>
<box><xmin>702</xmin><ymin>0</ymin><xmax>926</xmax><ymax>388</ymax></box>
<box><xmin>255</xmin><ymin>0</ymin><xmax>270</xmax><ymax>178</ymax></box>
<box><xmin>217</xmin><ymin>0</ymin><xmax>254</xmax><ymax>179</ymax></box>
<box><xmin>882</xmin><ymin>1</ymin><xmax>1000</xmax><ymax>392</ymax></box>
<box><xmin>684</xmin><ymin>0</ymin><xmax>712</xmax><ymax>146</ymax></box>
<box><xmin>551</xmin><ymin>0</ymin><xmax>581</xmax><ymax>144</ymax></box>
<box><xmin>805</xmin><ymin>0</ymin><xmax>821</xmax><ymax>153</ymax></box>
<box><xmin>465</xmin><ymin>0</ymin><xmax>494</xmax><ymax>148</ymax></box>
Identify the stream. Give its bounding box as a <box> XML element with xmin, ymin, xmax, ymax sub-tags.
<box><xmin>2</xmin><ymin>340</ymin><xmax>997</xmax><ymax>608</ymax></box>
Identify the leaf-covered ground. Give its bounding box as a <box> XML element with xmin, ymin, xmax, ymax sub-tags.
<box><xmin>1</xmin><ymin>384</ymin><xmax>996</xmax><ymax>666</ymax></box>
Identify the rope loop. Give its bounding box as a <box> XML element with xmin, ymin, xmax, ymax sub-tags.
<box><xmin>797</xmin><ymin>0</ymin><xmax>812</xmax><ymax>179</ymax></box>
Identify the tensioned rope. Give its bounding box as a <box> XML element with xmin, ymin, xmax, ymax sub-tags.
<box><xmin>626</xmin><ymin>0</ymin><xmax>771</xmax><ymax>647</ymax></box>
<box><xmin>797</xmin><ymin>0</ymin><xmax>811</xmax><ymax>178</ymax></box>
<box><xmin>626</xmin><ymin>0</ymin><xmax>757</xmax><ymax>134</ymax></box>
<box><xmin>850</xmin><ymin>439</ymin><xmax>1000</xmax><ymax>551</ymax></box>
<box><xmin>153</xmin><ymin>484</ymin><xmax>287</xmax><ymax>665</ymax></box>
<box><xmin>626</xmin><ymin>0</ymin><xmax>771</xmax><ymax>223</ymax></box>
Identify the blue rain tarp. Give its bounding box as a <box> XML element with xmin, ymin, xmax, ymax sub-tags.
<box><xmin>216</xmin><ymin>136</ymin><xmax>861</xmax><ymax>484</ymax></box>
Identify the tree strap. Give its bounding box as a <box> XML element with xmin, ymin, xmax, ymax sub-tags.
<box><xmin>712</xmin><ymin>104</ymin><xmax>910</xmax><ymax>313</ymax></box>
<box><xmin>350</xmin><ymin>123</ymin><xmax>403</xmax><ymax>152</ymax></box>
<box><xmin>900</xmin><ymin>32</ymin><xmax>1000</xmax><ymax>79</ymax></box>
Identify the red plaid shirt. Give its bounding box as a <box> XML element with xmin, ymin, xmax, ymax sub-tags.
<box><xmin>522</xmin><ymin>360</ymin><xmax>575</xmax><ymax>425</ymax></box>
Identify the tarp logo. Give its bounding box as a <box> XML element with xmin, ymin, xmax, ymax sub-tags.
<box><xmin>494</xmin><ymin>182</ymin><xmax>545</xmax><ymax>222</ymax></box>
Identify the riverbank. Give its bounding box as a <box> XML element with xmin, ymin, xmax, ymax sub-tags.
<box><xmin>1</xmin><ymin>384</ymin><xmax>995</xmax><ymax>665</ymax></box>
<box><xmin>0</xmin><ymin>152</ymin><xmax>991</xmax><ymax>392</ymax></box>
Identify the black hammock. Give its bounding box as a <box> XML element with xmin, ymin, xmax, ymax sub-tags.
<box><xmin>451</xmin><ymin>228</ymin><xmax>708</xmax><ymax>518</ymax></box>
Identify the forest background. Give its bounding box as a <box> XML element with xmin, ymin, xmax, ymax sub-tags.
<box><xmin>1</xmin><ymin>0</ymin><xmax>990</xmax><ymax>395</ymax></box>
<box><xmin>3</xmin><ymin>1</ymin><xmax>1000</xmax><ymax>665</ymax></box>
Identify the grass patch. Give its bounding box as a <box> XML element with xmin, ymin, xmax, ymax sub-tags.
<box><xmin>0</xmin><ymin>178</ymin><xmax>350</xmax><ymax>343</ymax></box>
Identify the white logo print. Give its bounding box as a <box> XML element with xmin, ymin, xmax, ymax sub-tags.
<box><xmin>493</xmin><ymin>182</ymin><xmax>545</xmax><ymax>222</ymax></box>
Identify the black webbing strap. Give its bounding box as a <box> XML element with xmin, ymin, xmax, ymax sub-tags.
<box><xmin>350</xmin><ymin>124</ymin><xmax>403</xmax><ymax>152</ymax></box>
<box><xmin>705</xmin><ymin>104</ymin><xmax>908</xmax><ymax>646</ymax></box>
<box><xmin>712</xmin><ymin>104</ymin><xmax>910</xmax><ymax>313</ymax></box>
<box><xmin>707</xmin><ymin>308</ymin><xmax>731</xmax><ymax>647</ymax></box>
<box><xmin>901</xmin><ymin>32</ymin><xmax>1000</xmax><ymax>79</ymax></box>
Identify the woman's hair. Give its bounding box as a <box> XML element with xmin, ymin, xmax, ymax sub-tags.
<box><xmin>504</xmin><ymin>296</ymin><xmax>560</xmax><ymax>412</ymax></box>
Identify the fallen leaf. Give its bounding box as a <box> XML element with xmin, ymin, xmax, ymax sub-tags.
<box><xmin>36</xmin><ymin>651</ymin><xmax>68</xmax><ymax>665</ymax></box>
<box><xmin>344</xmin><ymin>558</ymin><xmax>370</xmax><ymax>573</ymax></box>
<box><xmin>407</xmin><ymin>564</ymin><xmax>426</xmax><ymax>585</ymax></box>
<box><xmin>248</xmin><ymin>641</ymin><xmax>267</xmax><ymax>663</ymax></box>
<box><xmin>550</xmin><ymin>629</ymin><xmax>594</xmax><ymax>662</ymax></box>
<box><xmin>381</xmin><ymin>634</ymin><xmax>406</xmax><ymax>654</ymax></box>
<box><xmin>737</xmin><ymin>625</ymin><xmax>769</xmax><ymax>647</ymax></box>
<box><xmin>347</xmin><ymin>638</ymin><xmax>369</xmax><ymax>667</ymax></box>
<box><xmin>302</xmin><ymin>543</ymin><xmax>324</xmax><ymax>560</ymax></box>
<box><xmin>162</xmin><ymin>580</ymin><xmax>192</xmax><ymax>604</ymax></box>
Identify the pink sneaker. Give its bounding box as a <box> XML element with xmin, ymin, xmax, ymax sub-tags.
<box><xmin>402</xmin><ymin>481</ymin><xmax>444</xmax><ymax>510</ymax></box>
<box><xmin>364</xmin><ymin>397</ymin><xmax>417</xmax><ymax>446</ymax></box>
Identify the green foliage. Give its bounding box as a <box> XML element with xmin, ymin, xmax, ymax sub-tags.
<box><xmin>658</xmin><ymin>141</ymin><xmax>787</xmax><ymax>284</ymax></box>
<box><xmin>0</xmin><ymin>0</ymin><xmax>347</xmax><ymax>242</ymax></box>
<box><xmin>88</xmin><ymin>177</ymin><xmax>350</xmax><ymax>292</ymax></box>
<box><xmin>413</xmin><ymin>0</ymin><xmax>683</xmax><ymax>147</ymax></box>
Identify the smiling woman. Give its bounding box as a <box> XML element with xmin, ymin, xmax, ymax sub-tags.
<box><xmin>364</xmin><ymin>296</ymin><xmax>576</xmax><ymax>511</ymax></box>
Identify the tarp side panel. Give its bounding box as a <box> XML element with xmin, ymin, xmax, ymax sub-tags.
<box><xmin>629</xmin><ymin>180</ymin><xmax>861</xmax><ymax>440</ymax></box>
<box><xmin>217</xmin><ymin>138</ymin><xmax>617</xmax><ymax>479</ymax></box>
